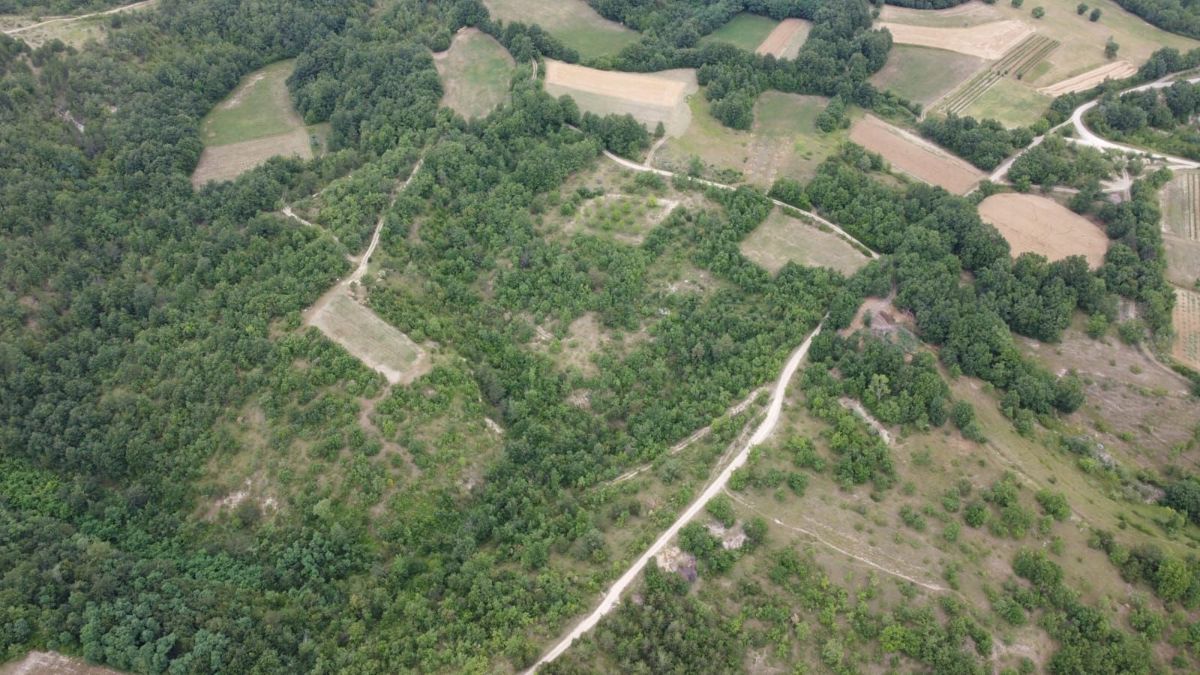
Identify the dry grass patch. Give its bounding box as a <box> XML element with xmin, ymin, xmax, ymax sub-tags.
<box><xmin>870</xmin><ymin>45</ymin><xmax>987</xmax><ymax>107</ymax></box>
<box><xmin>544</xmin><ymin>60</ymin><xmax>696</xmax><ymax>137</ymax></box>
<box><xmin>305</xmin><ymin>292</ymin><xmax>429</xmax><ymax>385</ymax></box>
<box><xmin>978</xmin><ymin>193</ymin><xmax>1109</xmax><ymax>266</ymax></box>
<box><xmin>740</xmin><ymin>207</ymin><xmax>869</xmax><ymax>276</ymax></box>
<box><xmin>755</xmin><ymin>17</ymin><xmax>810</xmax><ymax>58</ymax></box>
<box><xmin>1175</xmin><ymin>288</ymin><xmax>1200</xmax><ymax>372</ymax></box>
<box><xmin>1039</xmin><ymin>60</ymin><xmax>1137</xmax><ymax>96</ymax></box>
<box><xmin>434</xmin><ymin>28</ymin><xmax>515</xmax><ymax>119</ymax></box>
<box><xmin>1160</xmin><ymin>171</ymin><xmax>1200</xmax><ymax>287</ymax></box>
<box><xmin>876</xmin><ymin>19</ymin><xmax>1033</xmax><ymax>59</ymax></box>
<box><xmin>531</xmin><ymin>312</ymin><xmax>647</xmax><ymax>377</ymax></box>
<box><xmin>0</xmin><ymin>652</ymin><xmax>124</xmax><ymax>675</ymax></box>
<box><xmin>850</xmin><ymin>114</ymin><xmax>984</xmax><ymax>194</ymax></box>
<box><xmin>192</xmin><ymin>131</ymin><xmax>311</xmax><ymax>186</ymax></box>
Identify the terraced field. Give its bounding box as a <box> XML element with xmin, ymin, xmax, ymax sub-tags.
<box><xmin>934</xmin><ymin>34</ymin><xmax>1059</xmax><ymax>116</ymax></box>
<box><xmin>1162</xmin><ymin>170</ymin><xmax>1200</xmax><ymax>241</ymax></box>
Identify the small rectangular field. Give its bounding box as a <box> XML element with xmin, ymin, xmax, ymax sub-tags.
<box><xmin>849</xmin><ymin>114</ymin><xmax>983</xmax><ymax>194</ymax></box>
<box><xmin>483</xmin><ymin>0</ymin><xmax>639</xmax><ymax>60</ymax></box>
<box><xmin>434</xmin><ymin>28</ymin><xmax>515</xmax><ymax>120</ymax></box>
<box><xmin>702</xmin><ymin>13</ymin><xmax>778</xmax><ymax>52</ymax></box>
<box><xmin>755</xmin><ymin>17</ymin><xmax>810</xmax><ymax>58</ymax></box>
<box><xmin>876</xmin><ymin>19</ymin><xmax>1034</xmax><ymax>59</ymax></box>
<box><xmin>1174</xmin><ymin>288</ymin><xmax>1200</xmax><ymax>371</ymax></box>
<box><xmin>306</xmin><ymin>293</ymin><xmax>428</xmax><ymax>386</ymax></box>
<box><xmin>544</xmin><ymin>60</ymin><xmax>696</xmax><ymax>137</ymax></box>
<box><xmin>740</xmin><ymin>208</ymin><xmax>869</xmax><ymax>276</ymax></box>
<box><xmin>870</xmin><ymin>45</ymin><xmax>987</xmax><ymax>107</ymax></box>
<box><xmin>192</xmin><ymin>60</ymin><xmax>315</xmax><ymax>186</ymax></box>
<box><xmin>960</xmin><ymin>77</ymin><xmax>1053</xmax><ymax>128</ymax></box>
<box><xmin>1038</xmin><ymin>60</ymin><xmax>1137</xmax><ymax>97</ymax></box>
<box><xmin>978</xmin><ymin>193</ymin><xmax>1109</xmax><ymax>267</ymax></box>
<box><xmin>1160</xmin><ymin>170</ymin><xmax>1200</xmax><ymax>241</ymax></box>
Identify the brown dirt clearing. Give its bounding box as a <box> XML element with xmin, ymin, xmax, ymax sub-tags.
<box><xmin>191</xmin><ymin>130</ymin><xmax>311</xmax><ymax>186</ymax></box>
<box><xmin>1039</xmin><ymin>60</ymin><xmax>1137</xmax><ymax>97</ymax></box>
<box><xmin>876</xmin><ymin>20</ymin><xmax>1034</xmax><ymax>60</ymax></box>
<box><xmin>978</xmin><ymin>193</ymin><xmax>1109</xmax><ymax>267</ymax></box>
<box><xmin>850</xmin><ymin>114</ymin><xmax>984</xmax><ymax>194</ymax></box>
<box><xmin>755</xmin><ymin>17</ymin><xmax>810</xmax><ymax>58</ymax></box>
<box><xmin>544</xmin><ymin>60</ymin><xmax>697</xmax><ymax>137</ymax></box>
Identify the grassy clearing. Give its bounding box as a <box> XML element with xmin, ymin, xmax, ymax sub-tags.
<box><xmin>306</xmin><ymin>292</ymin><xmax>428</xmax><ymax>385</ymax></box>
<box><xmin>870</xmin><ymin>45</ymin><xmax>987</xmax><ymax>107</ymax></box>
<box><xmin>978</xmin><ymin>193</ymin><xmax>1108</xmax><ymax>266</ymax></box>
<box><xmin>482</xmin><ymin>0</ymin><xmax>638</xmax><ymax>61</ymax></box>
<box><xmin>1160</xmin><ymin>171</ymin><xmax>1200</xmax><ymax>287</ymax></box>
<box><xmin>434</xmin><ymin>28</ymin><xmax>515</xmax><ymax>120</ymax></box>
<box><xmin>960</xmin><ymin>77</ymin><xmax>1052</xmax><ymax>128</ymax></box>
<box><xmin>700</xmin><ymin>12</ymin><xmax>778</xmax><ymax>52</ymax></box>
<box><xmin>1175</xmin><ymin>288</ymin><xmax>1200</xmax><ymax>371</ymax></box>
<box><xmin>740</xmin><ymin>208</ymin><xmax>869</xmax><ymax>277</ymax></box>
<box><xmin>656</xmin><ymin>91</ymin><xmax>841</xmax><ymax>187</ymax></box>
<box><xmin>193</xmin><ymin>60</ymin><xmax>317</xmax><ymax>185</ymax></box>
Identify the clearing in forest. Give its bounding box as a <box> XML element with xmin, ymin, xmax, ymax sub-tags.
<box><xmin>0</xmin><ymin>651</ymin><xmax>123</xmax><ymax>675</ymax></box>
<box><xmin>543</xmin><ymin>60</ymin><xmax>697</xmax><ymax>137</ymax></box>
<box><xmin>755</xmin><ymin>17</ymin><xmax>810</xmax><ymax>58</ymax></box>
<box><xmin>978</xmin><ymin>193</ymin><xmax>1109</xmax><ymax>267</ymax></box>
<box><xmin>701</xmin><ymin>13</ymin><xmax>778</xmax><ymax>52</ymax></box>
<box><xmin>656</xmin><ymin>92</ymin><xmax>840</xmax><ymax>187</ymax></box>
<box><xmin>870</xmin><ymin>45</ymin><xmax>986</xmax><ymax>107</ymax></box>
<box><xmin>1174</xmin><ymin>288</ymin><xmax>1200</xmax><ymax>371</ymax></box>
<box><xmin>875</xmin><ymin>20</ymin><xmax>1034</xmax><ymax>60</ymax></box>
<box><xmin>434</xmin><ymin>28</ymin><xmax>515</xmax><ymax>120</ymax></box>
<box><xmin>740</xmin><ymin>207</ymin><xmax>869</xmax><ymax>276</ymax></box>
<box><xmin>481</xmin><ymin>0</ymin><xmax>638</xmax><ymax>60</ymax></box>
<box><xmin>1038</xmin><ymin>60</ymin><xmax>1137</xmax><ymax>96</ymax></box>
<box><xmin>849</xmin><ymin>114</ymin><xmax>983</xmax><ymax>194</ymax></box>
<box><xmin>305</xmin><ymin>293</ymin><xmax>428</xmax><ymax>386</ymax></box>
<box><xmin>192</xmin><ymin>60</ymin><xmax>318</xmax><ymax>186</ymax></box>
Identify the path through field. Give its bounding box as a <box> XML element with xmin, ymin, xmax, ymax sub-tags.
<box><xmin>599</xmin><ymin>149</ymin><xmax>879</xmax><ymax>260</ymax></box>
<box><xmin>527</xmin><ymin>322</ymin><xmax>825</xmax><ymax>672</ymax></box>
<box><xmin>2</xmin><ymin>0</ymin><xmax>155</xmax><ymax>34</ymax></box>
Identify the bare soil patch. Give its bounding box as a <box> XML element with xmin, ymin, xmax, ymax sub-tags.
<box><xmin>1</xmin><ymin>652</ymin><xmax>123</xmax><ymax>675</ymax></box>
<box><xmin>876</xmin><ymin>20</ymin><xmax>1034</xmax><ymax>60</ymax></box>
<box><xmin>544</xmin><ymin>60</ymin><xmax>697</xmax><ymax>137</ymax></box>
<box><xmin>755</xmin><ymin>17</ymin><xmax>810</xmax><ymax>58</ymax></box>
<box><xmin>305</xmin><ymin>293</ymin><xmax>429</xmax><ymax>385</ymax></box>
<box><xmin>879</xmin><ymin>2</ymin><xmax>1003</xmax><ymax>26</ymax></box>
<box><xmin>191</xmin><ymin>130</ymin><xmax>311</xmax><ymax>186</ymax></box>
<box><xmin>978</xmin><ymin>193</ymin><xmax>1109</xmax><ymax>266</ymax></box>
<box><xmin>1039</xmin><ymin>60</ymin><xmax>1137</xmax><ymax>97</ymax></box>
<box><xmin>849</xmin><ymin>114</ymin><xmax>984</xmax><ymax>194</ymax></box>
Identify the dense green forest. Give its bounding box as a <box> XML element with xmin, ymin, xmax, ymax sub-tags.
<box><xmin>1112</xmin><ymin>0</ymin><xmax>1200</xmax><ymax>39</ymax></box>
<box><xmin>1</xmin><ymin>0</ymin><xmax>1195</xmax><ymax>672</ymax></box>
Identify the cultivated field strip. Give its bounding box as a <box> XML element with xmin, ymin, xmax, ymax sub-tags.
<box><xmin>936</xmin><ymin>35</ymin><xmax>1059</xmax><ymax>116</ymax></box>
<box><xmin>1189</xmin><ymin>172</ymin><xmax>1200</xmax><ymax>240</ymax></box>
<box><xmin>1173</xmin><ymin>288</ymin><xmax>1200</xmax><ymax>370</ymax></box>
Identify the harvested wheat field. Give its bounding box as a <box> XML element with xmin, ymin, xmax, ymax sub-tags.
<box><xmin>306</xmin><ymin>293</ymin><xmax>428</xmax><ymax>386</ymax></box>
<box><xmin>1174</xmin><ymin>288</ymin><xmax>1200</xmax><ymax>371</ymax></box>
<box><xmin>544</xmin><ymin>60</ymin><xmax>697</xmax><ymax>137</ymax></box>
<box><xmin>755</xmin><ymin>18</ymin><xmax>810</xmax><ymax>58</ymax></box>
<box><xmin>850</xmin><ymin>114</ymin><xmax>983</xmax><ymax>194</ymax></box>
<box><xmin>978</xmin><ymin>193</ymin><xmax>1109</xmax><ymax>267</ymax></box>
<box><xmin>876</xmin><ymin>20</ymin><xmax>1033</xmax><ymax>60</ymax></box>
<box><xmin>1039</xmin><ymin>61</ymin><xmax>1137</xmax><ymax>97</ymax></box>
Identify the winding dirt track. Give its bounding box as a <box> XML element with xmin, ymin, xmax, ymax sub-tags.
<box><xmin>2</xmin><ymin>0</ymin><xmax>155</xmax><ymax>35</ymax></box>
<box><xmin>527</xmin><ymin>323</ymin><xmax>825</xmax><ymax>672</ymax></box>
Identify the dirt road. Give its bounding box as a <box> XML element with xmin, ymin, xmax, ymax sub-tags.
<box><xmin>526</xmin><ymin>322</ymin><xmax>825</xmax><ymax>672</ymax></box>
<box><xmin>600</xmin><ymin>149</ymin><xmax>880</xmax><ymax>260</ymax></box>
<box><xmin>3</xmin><ymin>0</ymin><xmax>155</xmax><ymax>35</ymax></box>
<box><xmin>1067</xmin><ymin>76</ymin><xmax>1200</xmax><ymax>170</ymax></box>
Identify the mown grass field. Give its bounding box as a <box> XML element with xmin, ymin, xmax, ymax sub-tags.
<box><xmin>193</xmin><ymin>60</ymin><xmax>319</xmax><ymax>185</ymax></box>
<box><xmin>870</xmin><ymin>45</ymin><xmax>987</xmax><ymax>107</ymax></box>
<box><xmin>740</xmin><ymin>208</ymin><xmax>869</xmax><ymax>276</ymax></box>
<box><xmin>700</xmin><ymin>13</ymin><xmax>778</xmax><ymax>52</ymax></box>
<box><xmin>960</xmin><ymin>77</ymin><xmax>1053</xmax><ymax>128</ymax></box>
<box><xmin>434</xmin><ymin>28</ymin><xmax>515</xmax><ymax>120</ymax></box>
<box><xmin>482</xmin><ymin>0</ymin><xmax>639</xmax><ymax>61</ymax></box>
<box><xmin>656</xmin><ymin>91</ymin><xmax>843</xmax><ymax>187</ymax></box>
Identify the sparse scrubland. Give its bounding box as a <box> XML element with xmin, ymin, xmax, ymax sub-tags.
<box><xmin>4</xmin><ymin>0</ymin><xmax>1200</xmax><ymax>673</ymax></box>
